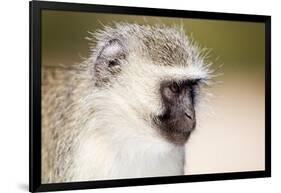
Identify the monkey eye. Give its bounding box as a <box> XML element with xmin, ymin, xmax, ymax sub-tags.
<box><xmin>169</xmin><ymin>82</ymin><xmax>180</xmax><ymax>93</ymax></box>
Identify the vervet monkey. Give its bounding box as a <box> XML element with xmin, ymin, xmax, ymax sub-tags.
<box><xmin>42</xmin><ymin>23</ymin><xmax>213</xmax><ymax>183</ymax></box>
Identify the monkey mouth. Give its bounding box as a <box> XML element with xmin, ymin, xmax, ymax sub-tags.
<box><xmin>162</xmin><ymin>126</ymin><xmax>194</xmax><ymax>145</ymax></box>
<box><xmin>170</xmin><ymin>126</ymin><xmax>195</xmax><ymax>134</ymax></box>
<box><xmin>153</xmin><ymin>116</ymin><xmax>195</xmax><ymax>145</ymax></box>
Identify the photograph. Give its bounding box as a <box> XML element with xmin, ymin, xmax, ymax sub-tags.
<box><xmin>40</xmin><ymin>9</ymin><xmax>266</xmax><ymax>184</ymax></box>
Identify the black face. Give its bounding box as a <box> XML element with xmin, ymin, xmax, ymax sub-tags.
<box><xmin>154</xmin><ymin>79</ymin><xmax>200</xmax><ymax>145</ymax></box>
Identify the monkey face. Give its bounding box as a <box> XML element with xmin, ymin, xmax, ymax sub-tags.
<box><xmin>91</xmin><ymin>39</ymin><xmax>210</xmax><ymax>145</ymax></box>
<box><xmin>153</xmin><ymin>79</ymin><xmax>201</xmax><ymax>145</ymax></box>
<box><xmin>90</xmin><ymin>24</ymin><xmax>213</xmax><ymax>145</ymax></box>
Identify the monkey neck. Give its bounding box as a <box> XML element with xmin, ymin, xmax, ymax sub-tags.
<box><xmin>71</xmin><ymin>98</ymin><xmax>185</xmax><ymax>181</ymax></box>
<box><xmin>73</xmin><ymin>122</ymin><xmax>185</xmax><ymax>181</ymax></box>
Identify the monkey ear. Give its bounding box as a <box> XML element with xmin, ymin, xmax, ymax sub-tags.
<box><xmin>93</xmin><ymin>39</ymin><xmax>127</xmax><ymax>86</ymax></box>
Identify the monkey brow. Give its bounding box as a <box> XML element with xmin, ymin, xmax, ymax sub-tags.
<box><xmin>177</xmin><ymin>78</ymin><xmax>203</xmax><ymax>87</ymax></box>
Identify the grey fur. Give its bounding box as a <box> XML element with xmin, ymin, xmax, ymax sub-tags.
<box><xmin>42</xmin><ymin>23</ymin><xmax>211</xmax><ymax>183</ymax></box>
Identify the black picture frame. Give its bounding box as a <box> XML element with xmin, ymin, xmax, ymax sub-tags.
<box><xmin>29</xmin><ymin>0</ymin><xmax>271</xmax><ymax>192</ymax></box>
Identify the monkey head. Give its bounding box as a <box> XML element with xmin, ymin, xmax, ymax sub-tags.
<box><xmin>89</xmin><ymin>23</ymin><xmax>212</xmax><ymax>145</ymax></box>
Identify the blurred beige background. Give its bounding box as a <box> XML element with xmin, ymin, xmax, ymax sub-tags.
<box><xmin>42</xmin><ymin>10</ymin><xmax>265</xmax><ymax>174</ymax></box>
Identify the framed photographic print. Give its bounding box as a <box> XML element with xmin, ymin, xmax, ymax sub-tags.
<box><xmin>29</xmin><ymin>0</ymin><xmax>271</xmax><ymax>192</ymax></box>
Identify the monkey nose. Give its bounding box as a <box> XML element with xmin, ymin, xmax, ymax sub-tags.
<box><xmin>184</xmin><ymin>111</ymin><xmax>196</xmax><ymax>130</ymax></box>
<box><xmin>184</xmin><ymin>109</ymin><xmax>195</xmax><ymax>121</ymax></box>
<box><xmin>184</xmin><ymin>112</ymin><xmax>193</xmax><ymax>120</ymax></box>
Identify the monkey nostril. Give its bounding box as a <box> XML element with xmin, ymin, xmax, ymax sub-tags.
<box><xmin>184</xmin><ymin>112</ymin><xmax>193</xmax><ymax>120</ymax></box>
